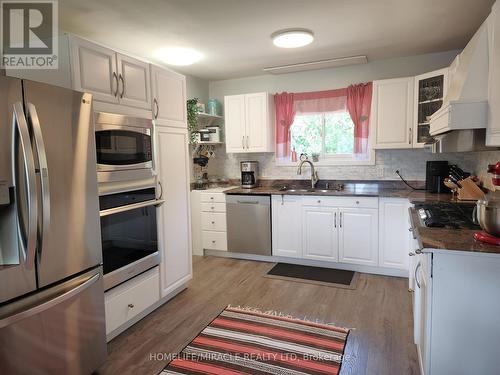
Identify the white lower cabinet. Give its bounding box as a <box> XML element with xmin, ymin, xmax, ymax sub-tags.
<box><xmin>104</xmin><ymin>267</ymin><xmax>160</xmax><ymax>336</ymax></box>
<box><xmin>379</xmin><ymin>198</ymin><xmax>411</xmax><ymax>270</ymax></box>
<box><xmin>272</xmin><ymin>196</ymin><xmax>385</xmax><ymax>267</ymax></box>
<box><xmin>156</xmin><ymin>126</ymin><xmax>193</xmax><ymax>298</ymax></box>
<box><xmin>302</xmin><ymin>207</ymin><xmax>338</xmax><ymax>261</ymax></box>
<box><xmin>338</xmin><ymin>208</ymin><xmax>378</xmax><ymax>266</ymax></box>
<box><xmin>200</xmin><ymin>191</ymin><xmax>228</xmax><ymax>252</ymax></box>
<box><xmin>271</xmin><ymin>195</ymin><xmax>302</xmax><ymax>258</ymax></box>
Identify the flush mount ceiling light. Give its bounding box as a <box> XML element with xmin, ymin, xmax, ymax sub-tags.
<box><xmin>271</xmin><ymin>28</ymin><xmax>314</xmax><ymax>48</ymax></box>
<box><xmin>154</xmin><ymin>47</ymin><xmax>202</xmax><ymax>66</ymax></box>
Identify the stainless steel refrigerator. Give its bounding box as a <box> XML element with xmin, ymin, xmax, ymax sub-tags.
<box><xmin>0</xmin><ymin>75</ymin><xmax>107</xmax><ymax>374</ymax></box>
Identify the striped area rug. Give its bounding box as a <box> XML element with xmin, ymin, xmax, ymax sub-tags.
<box><xmin>161</xmin><ymin>306</ymin><xmax>350</xmax><ymax>375</ymax></box>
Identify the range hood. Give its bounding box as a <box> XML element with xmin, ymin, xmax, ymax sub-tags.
<box><xmin>429</xmin><ymin>19</ymin><xmax>490</xmax><ymax>136</ymax></box>
<box><xmin>424</xmin><ymin>129</ymin><xmax>492</xmax><ymax>153</ymax></box>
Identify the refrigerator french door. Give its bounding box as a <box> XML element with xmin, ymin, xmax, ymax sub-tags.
<box><xmin>0</xmin><ymin>76</ymin><xmax>107</xmax><ymax>374</ymax></box>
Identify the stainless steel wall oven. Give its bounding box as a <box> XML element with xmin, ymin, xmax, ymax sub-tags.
<box><xmin>99</xmin><ymin>188</ymin><xmax>163</xmax><ymax>290</ymax></box>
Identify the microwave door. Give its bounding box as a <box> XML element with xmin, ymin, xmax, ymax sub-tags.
<box><xmin>0</xmin><ymin>76</ymin><xmax>37</xmax><ymax>304</ymax></box>
<box><xmin>23</xmin><ymin>80</ymin><xmax>102</xmax><ymax>288</ymax></box>
<box><xmin>95</xmin><ymin>125</ymin><xmax>153</xmax><ymax>171</ymax></box>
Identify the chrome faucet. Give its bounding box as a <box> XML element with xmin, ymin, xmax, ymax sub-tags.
<box><xmin>297</xmin><ymin>159</ymin><xmax>319</xmax><ymax>188</ymax></box>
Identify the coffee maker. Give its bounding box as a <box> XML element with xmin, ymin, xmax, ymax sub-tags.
<box><xmin>241</xmin><ymin>161</ymin><xmax>258</xmax><ymax>188</ymax></box>
<box><xmin>426</xmin><ymin>161</ymin><xmax>449</xmax><ymax>193</ymax></box>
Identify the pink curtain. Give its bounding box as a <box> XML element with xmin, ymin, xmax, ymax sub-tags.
<box><xmin>274</xmin><ymin>92</ymin><xmax>296</xmax><ymax>160</ymax></box>
<box><xmin>294</xmin><ymin>88</ymin><xmax>347</xmax><ymax>115</ymax></box>
<box><xmin>346</xmin><ymin>82</ymin><xmax>373</xmax><ymax>156</ymax></box>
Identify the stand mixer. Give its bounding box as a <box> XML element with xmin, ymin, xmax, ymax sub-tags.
<box><xmin>473</xmin><ymin>162</ymin><xmax>500</xmax><ymax>245</ymax></box>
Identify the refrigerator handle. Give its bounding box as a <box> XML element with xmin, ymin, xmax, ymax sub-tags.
<box><xmin>26</xmin><ymin>103</ymin><xmax>50</xmax><ymax>257</ymax></box>
<box><xmin>12</xmin><ymin>102</ymin><xmax>38</xmax><ymax>269</ymax></box>
<box><xmin>0</xmin><ymin>273</ymin><xmax>100</xmax><ymax>329</ymax></box>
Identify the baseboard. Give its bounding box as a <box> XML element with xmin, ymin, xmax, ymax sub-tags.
<box><xmin>203</xmin><ymin>250</ymin><xmax>408</xmax><ymax>278</ymax></box>
<box><xmin>106</xmin><ymin>283</ymin><xmax>188</xmax><ymax>342</ymax></box>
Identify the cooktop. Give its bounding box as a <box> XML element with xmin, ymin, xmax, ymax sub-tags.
<box><xmin>414</xmin><ymin>202</ymin><xmax>480</xmax><ymax>230</ymax></box>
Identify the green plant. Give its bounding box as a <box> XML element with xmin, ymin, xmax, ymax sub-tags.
<box><xmin>187</xmin><ymin>98</ymin><xmax>199</xmax><ymax>145</ymax></box>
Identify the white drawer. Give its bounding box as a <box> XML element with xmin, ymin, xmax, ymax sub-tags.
<box><xmin>302</xmin><ymin>196</ymin><xmax>378</xmax><ymax>208</ymax></box>
<box><xmin>201</xmin><ymin>212</ymin><xmax>227</xmax><ymax>231</ymax></box>
<box><xmin>104</xmin><ymin>267</ymin><xmax>159</xmax><ymax>334</ymax></box>
<box><xmin>201</xmin><ymin>192</ymin><xmax>226</xmax><ymax>203</ymax></box>
<box><xmin>201</xmin><ymin>202</ymin><xmax>226</xmax><ymax>212</ymax></box>
<box><xmin>202</xmin><ymin>231</ymin><xmax>227</xmax><ymax>251</ymax></box>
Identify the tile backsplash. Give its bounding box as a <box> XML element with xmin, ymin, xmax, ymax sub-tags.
<box><xmin>203</xmin><ymin>148</ymin><xmax>500</xmax><ymax>182</ymax></box>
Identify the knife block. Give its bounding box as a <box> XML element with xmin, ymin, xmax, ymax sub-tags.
<box><xmin>456</xmin><ymin>177</ymin><xmax>486</xmax><ymax>201</ymax></box>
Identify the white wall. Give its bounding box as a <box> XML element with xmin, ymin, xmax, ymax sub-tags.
<box><xmin>186</xmin><ymin>74</ymin><xmax>209</xmax><ymax>103</ymax></box>
<box><xmin>205</xmin><ymin>50</ymin><xmax>500</xmax><ymax>181</ymax></box>
<box><xmin>209</xmin><ymin>50</ymin><xmax>460</xmax><ymax>101</ymax></box>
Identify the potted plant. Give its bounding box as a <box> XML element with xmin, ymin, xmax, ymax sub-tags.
<box><xmin>187</xmin><ymin>98</ymin><xmax>200</xmax><ymax>145</ymax></box>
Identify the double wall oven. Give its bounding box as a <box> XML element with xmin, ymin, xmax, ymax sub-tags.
<box><xmin>94</xmin><ymin>112</ymin><xmax>163</xmax><ymax>291</ymax></box>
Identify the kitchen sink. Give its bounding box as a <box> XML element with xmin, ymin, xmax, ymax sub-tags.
<box><xmin>278</xmin><ymin>185</ymin><xmax>344</xmax><ymax>193</ymax></box>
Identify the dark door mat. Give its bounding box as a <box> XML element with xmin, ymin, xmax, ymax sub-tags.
<box><xmin>265</xmin><ymin>263</ymin><xmax>358</xmax><ymax>289</ymax></box>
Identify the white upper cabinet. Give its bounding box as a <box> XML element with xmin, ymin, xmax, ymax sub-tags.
<box><xmin>71</xmin><ymin>36</ymin><xmax>118</xmax><ymax>103</ymax></box>
<box><xmin>224</xmin><ymin>95</ymin><xmax>246</xmax><ymax>152</ymax></box>
<box><xmin>151</xmin><ymin>65</ymin><xmax>187</xmax><ymax>127</ymax></box>
<box><xmin>224</xmin><ymin>92</ymin><xmax>274</xmax><ymax>153</ymax></box>
<box><xmin>271</xmin><ymin>195</ymin><xmax>303</xmax><ymax>258</ymax></box>
<box><xmin>71</xmin><ymin>36</ymin><xmax>151</xmax><ymax>109</ymax></box>
<box><xmin>245</xmin><ymin>93</ymin><xmax>268</xmax><ymax>151</ymax></box>
<box><xmin>487</xmin><ymin>2</ymin><xmax>500</xmax><ymax>146</ymax></box>
<box><xmin>116</xmin><ymin>54</ymin><xmax>151</xmax><ymax>110</ymax></box>
<box><xmin>338</xmin><ymin>208</ymin><xmax>378</xmax><ymax>266</ymax></box>
<box><xmin>373</xmin><ymin>77</ymin><xmax>414</xmax><ymax>149</ymax></box>
<box><xmin>302</xmin><ymin>207</ymin><xmax>339</xmax><ymax>262</ymax></box>
<box><xmin>413</xmin><ymin>68</ymin><xmax>448</xmax><ymax>148</ymax></box>
<box><xmin>378</xmin><ymin>198</ymin><xmax>411</xmax><ymax>270</ymax></box>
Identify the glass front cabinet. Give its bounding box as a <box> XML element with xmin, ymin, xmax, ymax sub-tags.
<box><xmin>413</xmin><ymin>68</ymin><xmax>449</xmax><ymax>147</ymax></box>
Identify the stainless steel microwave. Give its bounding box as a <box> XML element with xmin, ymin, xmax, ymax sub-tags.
<box><xmin>95</xmin><ymin>112</ymin><xmax>156</xmax><ymax>193</ymax></box>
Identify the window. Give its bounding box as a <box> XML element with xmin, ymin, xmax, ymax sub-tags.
<box><xmin>290</xmin><ymin>111</ymin><xmax>355</xmax><ymax>159</ymax></box>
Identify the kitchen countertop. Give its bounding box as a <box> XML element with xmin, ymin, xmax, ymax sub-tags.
<box><xmin>224</xmin><ymin>183</ymin><xmax>457</xmax><ymax>201</ymax></box>
<box><xmin>224</xmin><ymin>180</ymin><xmax>500</xmax><ymax>254</ymax></box>
<box><xmin>409</xmin><ymin>207</ymin><xmax>500</xmax><ymax>254</ymax></box>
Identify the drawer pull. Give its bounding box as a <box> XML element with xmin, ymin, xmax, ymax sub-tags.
<box><xmin>317</xmin><ymin>200</ymin><xmax>321</xmax><ymax>204</ymax></box>
<box><xmin>210</xmin><ymin>197</ymin><xmax>214</xmax><ymax>200</ymax></box>
<box><xmin>211</xmin><ymin>206</ymin><xmax>215</xmax><ymax>209</ymax></box>
<box><xmin>356</xmin><ymin>201</ymin><xmax>359</xmax><ymax>204</ymax></box>
<box><xmin>211</xmin><ymin>221</ymin><xmax>215</xmax><ymax>224</ymax></box>
<box><xmin>212</xmin><ymin>240</ymin><xmax>216</xmax><ymax>243</ymax></box>
<box><xmin>128</xmin><ymin>303</ymin><xmax>134</xmax><ymax>309</ymax></box>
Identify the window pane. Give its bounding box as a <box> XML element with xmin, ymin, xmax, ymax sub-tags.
<box><xmin>324</xmin><ymin>112</ymin><xmax>354</xmax><ymax>154</ymax></box>
<box><xmin>290</xmin><ymin>114</ymin><xmax>322</xmax><ymax>156</ymax></box>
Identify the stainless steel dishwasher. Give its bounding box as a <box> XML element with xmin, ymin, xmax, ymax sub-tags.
<box><xmin>226</xmin><ymin>195</ymin><xmax>272</xmax><ymax>255</ymax></box>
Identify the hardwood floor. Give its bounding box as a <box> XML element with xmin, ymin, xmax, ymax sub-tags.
<box><xmin>97</xmin><ymin>256</ymin><xmax>419</xmax><ymax>375</ymax></box>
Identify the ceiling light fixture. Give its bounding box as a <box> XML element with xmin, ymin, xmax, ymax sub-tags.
<box><xmin>154</xmin><ymin>47</ymin><xmax>202</xmax><ymax>66</ymax></box>
<box><xmin>271</xmin><ymin>28</ymin><xmax>314</xmax><ymax>48</ymax></box>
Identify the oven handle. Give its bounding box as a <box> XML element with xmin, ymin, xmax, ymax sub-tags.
<box><xmin>100</xmin><ymin>199</ymin><xmax>165</xmax><ymax>217</ymax></box>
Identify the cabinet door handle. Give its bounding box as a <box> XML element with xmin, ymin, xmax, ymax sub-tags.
<box><xmin>128</xmin><ymin>303</ymin><xmax>134</xmax><ymax>309</ymax></box>
<box><xmin>153</xmin><ymin>98</ymin><xmax>159</xmax><ymax>119</ymax></box>
<box><xmin>246</xmin><ymin>136</ymin><xmax>249</xmax><ymax>149</ymax></box>
<box><xmin>409</xmin><ymin>128</ymin><xmax>412</xmax><ymax>145</ymax></box>
<box><xmin>339</xmin><ymin>212</ymin><xmax>342</xmax><ymax>228</ymax></box>
<box><xmin>242</xmin><ymin>136</ymin><xmax>245</xmax><ymax>149</ymax></box>
<box><xmin>119</xmin><ymin>73</ymin><xmax>125</xmax><ymax>98</ymax></box>
<box><xmin>112</xmin><ymin>72</ymin><xmax>119</xmax><ymax>97</ymax></box>
<box><xmin>334</xmin><ymin>212</ymin><xmax>337</xmax><ymax>228</ymax></box>
<box><xmin>415</xmin><ymin>262</ymin><xmax>422</xmax><ymax>289</ymax></box>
